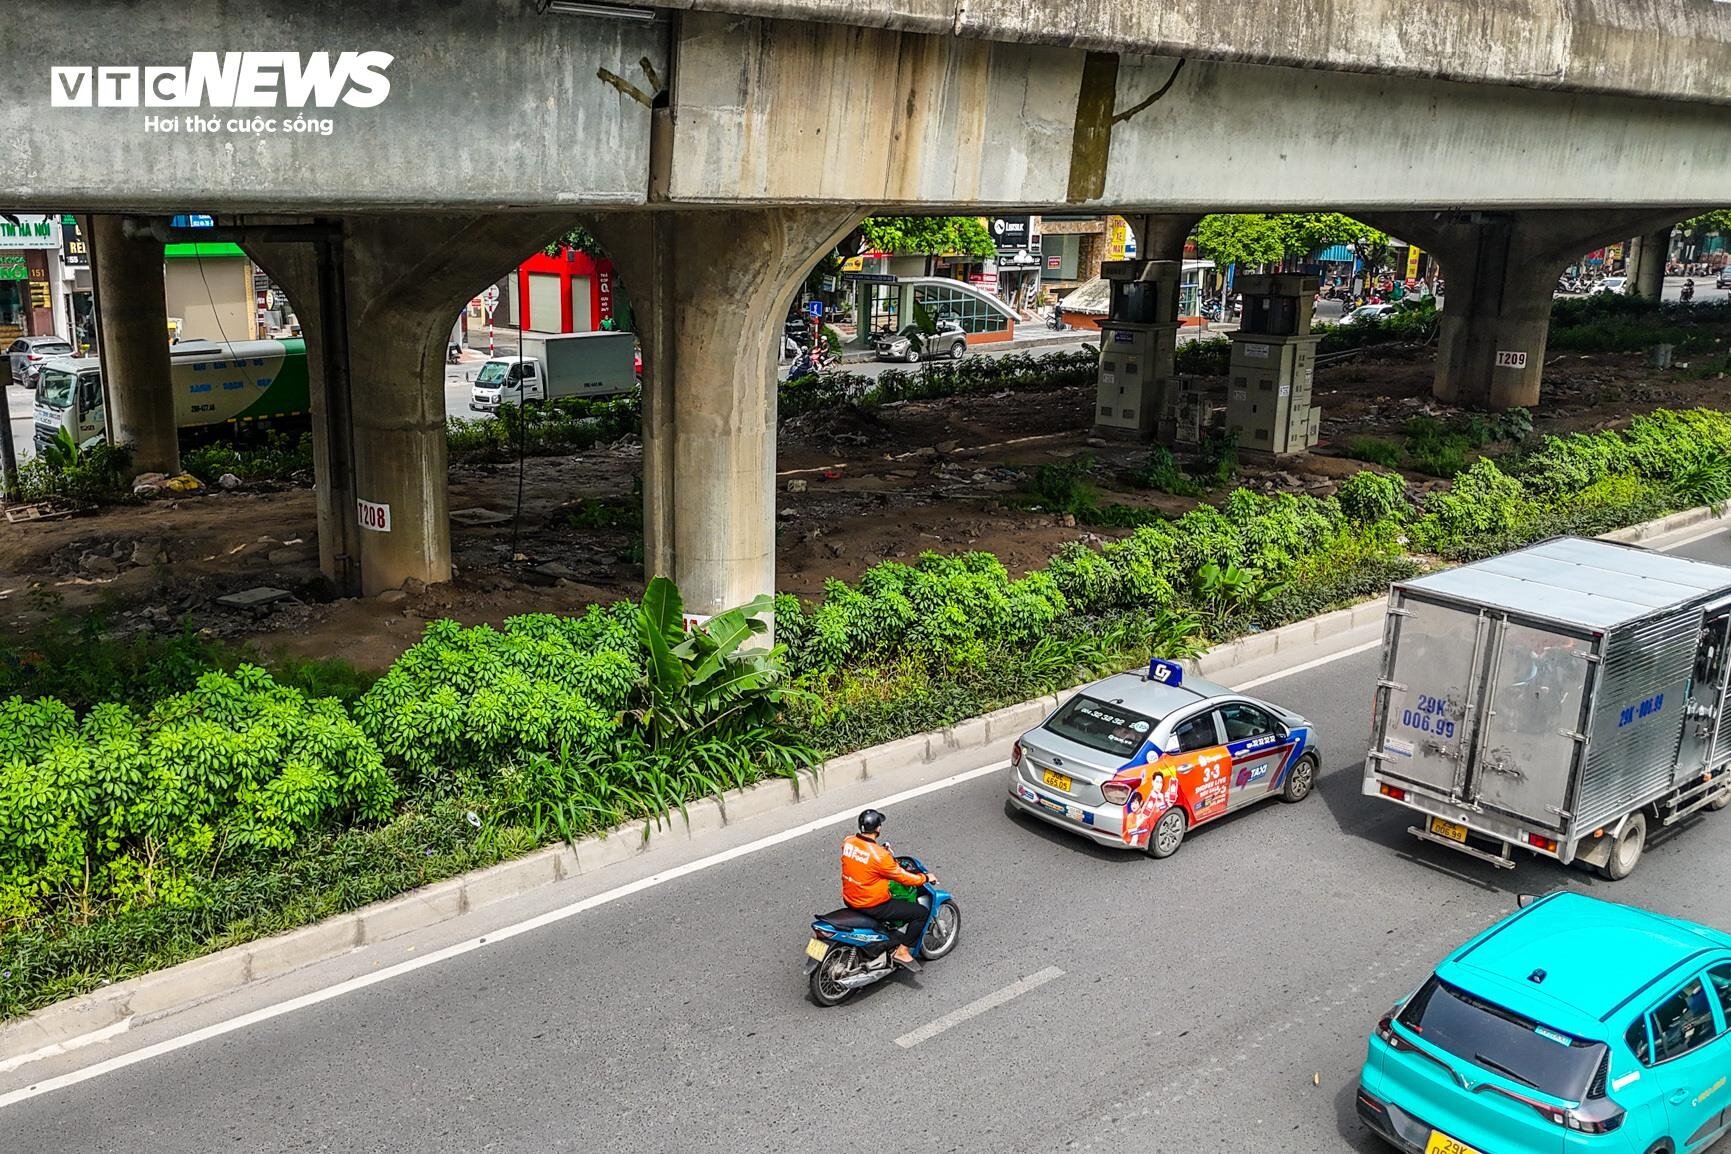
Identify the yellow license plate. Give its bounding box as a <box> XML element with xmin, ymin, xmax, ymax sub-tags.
<box><xmin>1430</xmin><ymin>817</ymin><xmax>1469</xmax><ymax>844</ymax></box>
<box><xmin>1425</xmin><ymin>1131</ymin><xmax>1483</xmax><ymax>1154</ymax></box>
<box><xmin>805</xmin><ymin>938</ymin><xmax>828</xmax><ymax>961</ymax></box>
<box><xmin>1042</xmin><ymin>768</ymin><xmax>1073</xmax><ymax>792</ymax></box>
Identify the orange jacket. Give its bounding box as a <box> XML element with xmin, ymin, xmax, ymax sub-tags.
<box><xmin>841</xmin><ymin>833</ymin><xmax>926</xmax><ymax>908</ymax></box>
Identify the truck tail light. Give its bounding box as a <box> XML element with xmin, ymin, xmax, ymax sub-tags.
<box><xmin>1101</xmin><ymin>781</ymin><xmax>1132</xmax><ymax>806</ymax></box>
<box><xmin>1525</xmin><ymin>833</ymin><xmax>1558</xmax><ymax>852</ymax></box>
<box><xmin>1010</xmin><ymin>741</ymin><xmax>1023</xmax><ymax>769</ymax></box>
<box><xmin>1379</xmin><ymin>783</ymin><xmax>1407</xmax><ymax>802</ymax></box>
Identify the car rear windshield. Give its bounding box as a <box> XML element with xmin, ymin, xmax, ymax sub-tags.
<box><xmin>1043</xmin><ymin>696</ymin><xmax>1157</xmax><ymax>758</ymax></box>
<box><xmin>1397</xmin><ymin>976</ymin><xmax>1607</xmax><ymax>1102</ymax></box>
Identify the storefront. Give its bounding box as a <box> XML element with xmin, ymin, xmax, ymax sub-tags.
<box><xmin>0</xmin><ymin>214</ymin><xmax>64</xmax><ymax>346</ymax></box>
<box><xmin>845</xmin><ymin>273</ymin><xmax>1018</xmax><ymax>347</ymax></box>
<box><xmin>162</xmin><ymin>242</ymin><xmax>259</xmax><ymax>343</ymax></box>
<box><xmin>514</xmin><ymin>247</ymin><xmax>624</xmax><ymax>333</ymax></box>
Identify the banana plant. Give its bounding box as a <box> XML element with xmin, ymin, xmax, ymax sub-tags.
<box><xmin>633</xmin><ymin>576</ymin><xmax>800</xmax><ymax>751</ymax></box>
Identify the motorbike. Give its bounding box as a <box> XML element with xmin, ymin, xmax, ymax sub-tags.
<box><xmin>1046</xmin><ymin>306</ymin><xmax>1068</xmax><ymax>331</ymax></box>
<box><xmin>804</xmin><ymin>855</ymin><xmax>960</xmax><ymax>1007</ymax></box>
<box><xmin>446</xmin><ymin>341</ymin><xmax>463</xmax><ymax>365</ymax></box>
<box><xmin>1199</xmin><ymin>297</ymin><xmax>1223</xmax><ymax>323</ymax></box>
<box><xmin>786</xmin><ymin>343</ymin><xmax>832</xmax><ymax>379</ymax></box>
<box><xmin>1682</xmin><ymin>279</ymin><xmax>1696</xmax><ymax>303</ymax></box>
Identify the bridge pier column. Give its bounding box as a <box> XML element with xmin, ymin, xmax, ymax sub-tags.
<box><xmin>1629</xmin><ymin>226</ymin><xmax>1671</xmax><ymax>300</ymax></box>
<box><xmin>591</xmin><ymin>207</ymin><xmax>862</xmax><ymax>624</ymax></box>
<box><xmin>244</xmin><ymin>236</ymin><xmax>361</xmax><ymax>595</ymax></box>
<box><xmin>1367</xmin><ymin>211</ymin><xmax>1686</xmax><ymax>412</ymax></box>
<box><xmin>90</xmin><ymin>215</ymin><xmax>179</xmax><ymax>475</ymax></box>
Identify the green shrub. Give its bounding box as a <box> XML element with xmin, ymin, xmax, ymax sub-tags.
<box><xmin>182</xmin><ymin>433</ymin><xmax>314</xmax><ymax>485</ymax></box>
<box><xmin>353</xmin><ymin>608</ymin><xmax>640</xmax><ymax>791</ymax></box>
<box><xmin>1344</xmin><ymin>437</ymin><xmax>1401</xmax><ymax>468</ymax></box>
<box><xmin>1336</xmin><ymin>470</ymin><xmax>1408</xmax><ymax>525</ymax></box>
<box><xmin>16</xmin><ymin>437</ymin><xmax>133</xmax><ymax>505</ymax></box>
<box><xmin>1175</xmin><ymin>337</ymin><xmax>1231</xmax><ymax>376</ymax></box>
<box><xmin>1124</xmin><ymin>447</ymin><xmax>1204</xmax><ymax>497</ymax></box>
<box><xmin>1414</xmin><ymin>458</ymin><xmax>1528</xmax><ymax>555</ymax></box>
<box><xmin>0</xmin><ymin>666</ymin><xmax>393</xmax><ymax>930</ymax></box>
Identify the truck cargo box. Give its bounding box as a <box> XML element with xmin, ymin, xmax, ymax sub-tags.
<box><xmin>520</xmin><ymin>330</ymin><xmax>636</xmax><ymax>399</ymax></box>
<box><xmin>1364</xmin><ymin>536</ymin><xmax>1731</xmax><ymax>874</ymax></box>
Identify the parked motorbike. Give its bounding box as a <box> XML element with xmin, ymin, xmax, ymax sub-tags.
<box><xmin>446</xmin><ymin>342</ymin><xmax>462</xmax><ymax>365</ymax></box>
<box><xmin>1682</xmin><ymin>279</ymin><xmax>1696</xmax><ymax>303</ymax></box>
<box><xmin>804</xmin><ymin>855</ymin><xmax>960</xmax><ymax>1006</ymax></box>
<box><xmin>1200</xmin><ymin>297</ymin><xmax>1223</xmax><ymax>323</ymax></box>
<box><xmin>1047</xmin><ymin>305</ymin><xmax>1068</xmax><ymax>331</ymax></box>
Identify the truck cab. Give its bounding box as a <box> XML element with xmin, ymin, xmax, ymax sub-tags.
<box><xmin>32</xmin><ymin>355</ymin><xmax>104</xmax><ymax>451</ymax></box>
<box><xmin>469</xmin><ymin>356</ymin><xmax>545</xmax><ymax>412</ymax></box>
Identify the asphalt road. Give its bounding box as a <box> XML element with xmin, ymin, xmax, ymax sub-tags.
<box><xmin>6</xmin><ymin>522</ymin><xmax>1731</xmax><ymax>1152</ymax></box>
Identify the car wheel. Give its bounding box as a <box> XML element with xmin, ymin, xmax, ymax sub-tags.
<box><xmin>905</xmin><ymin>348</ymin><xmax>922</xmax><ymax>363</ymax></box>
<box><xmin>949</xmin><ymin>340</ymin><xmax>966</xmax><ymax>360</ymax></box>
<box><xmin>1147</xmin><ymin>807</ymin><xmax>1187</xmax><ymax>859</ymax></box>
<box><xmin>1600</xmin><ymin>812</ymin><xmax>1646</xmax><ymax>881</ymax></box>
<box><xmin>1281</xmin><ymin>754</ymin><xmax>1318</xmax><ymax>803</ymax></box>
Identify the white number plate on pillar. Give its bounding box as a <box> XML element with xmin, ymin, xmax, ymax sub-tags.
<box><xmin>356</xmin><ymin>498</ymin><xmax>392</xmax><ymax>532</ymax></box>
<box><xmin>1495</xmin><ymin>350</ymin><xmax>1529</xmax><ymax>369</ymax></box>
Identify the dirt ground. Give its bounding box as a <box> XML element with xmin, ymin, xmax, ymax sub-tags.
<box><xmin>2</xmin><ymin>342</ymin><xmax>1722</xmax><ymax>672</ymax></box>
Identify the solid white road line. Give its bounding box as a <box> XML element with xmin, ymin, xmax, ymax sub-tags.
<box><xmin>0</xmin><ymin>760</ymin><xmax>1009</xmax><ymax>1111</ymax></box>
<box><xmin>894</xmin><ymin>966</ymin><xmax>1065</xmax><ymax>1049</ymax></box>
<box><xmin>1232</xmin><ymin>639</ymin><xmax>1382</xmax><ymax>690</ymax></box>
<box><xmin>0</xmin><ymin>1019</ymin><xmax>132</xmax><ymax>1078</ymax></box>
<box><xmin>1656</xmin><ymin>523</ymin><xmax>1729</xmax><ymax>552</ymax></box>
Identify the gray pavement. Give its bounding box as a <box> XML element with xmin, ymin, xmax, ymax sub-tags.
<box><xmin>6</xmin><ymin>521</ymin><xmax>1731</xmax><ymax>1152</ymax></box>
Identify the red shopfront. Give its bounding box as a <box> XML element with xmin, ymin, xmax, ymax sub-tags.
<box><xmin>517</xmin><ymin>248</ymin><xmax>618</xmax><ymax>333</ymax></box>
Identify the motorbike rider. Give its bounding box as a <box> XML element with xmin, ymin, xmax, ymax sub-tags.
<box><xmin>1683</xmin><ymin>278</ymin><xmax>1696</xmax><ymax>303</ymax></box>
<box><xmin>841</xmin><ymin>809</ymin><xmax>932</xmax><ymax>971</ymax></box>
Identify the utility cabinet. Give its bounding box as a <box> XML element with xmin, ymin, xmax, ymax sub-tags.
<box><xmin>1226</xmin><ymin>274</ymin><xmax>1320</xmax><ymax>456</ymax></box>
<box><xmin>1095</xmin><ymin>260</ymin><xmax>1182</xmax><ymax>439</ymax></box>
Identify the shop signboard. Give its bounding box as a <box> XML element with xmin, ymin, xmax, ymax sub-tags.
<box><xmin>0</xmin><ymin>214</ymin><xmax>60</xmax><ymax>250</ymax></box>
<box><xmin>60</xmin><ymin>214</ymin><xmax>87</xmax><ymax>266</ymax></box>
<box><xmin>989</xmin><ymin>216</ymin><xmax>1032</xmax><ymax>251</ymax></box>
<box><xmin>0</xmin><ymin>254</ymin><xmax>28</xmax><ymax>280</ymax></box>
<box><xmin>1405</xmin><ymin>246</ymin><xmax>1422</xmax><ymax>281</ymax></box>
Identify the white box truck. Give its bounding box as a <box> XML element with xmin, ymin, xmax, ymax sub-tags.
<box><xmin>469</xmin><ymin>331</ymin><xmax>636</xmax><ymax>412</ymax></box>
<box><xmin>1364</xmin><ymin>536</ymin><xmax>1731</xmax><ymax>879</ymax></box>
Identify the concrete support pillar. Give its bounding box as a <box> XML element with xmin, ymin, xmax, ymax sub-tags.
<box><xmin>1123</xmin><ymin>214</ymin><xmax>1198</xmax><ymax>264</ymax></box>
<box><xmin>335</xmin><ymin>214</ymin><xmax>571</xmax><ymax>596</ymax></box>
<box><xmin>1366</xmin><ymin>210</ymin><xmax>1689</xmax><ymax>412</ymax></box>
<box><xmin>1630</xmin><ymin>226</ymin><xmax>1671</xmax><ymax>300</ymax></box>
<box><xmin>90</xmin><ymin>215</ymin><xmax>179</xmax><ymax>475</ymax></box>
<box><xmin>245</xmin><ymin>236</ymin><xmax>360</xmax><ymax>595</ymax></box>
<box><xmin>591</xmin><ymin>207</ymin><xmax>862</xmax><ymax>621</ymax></box>
<box><xmin>1430</xmin><ymin>221</ymin><xmax>1556</xmax><ymax>409</ymax></box>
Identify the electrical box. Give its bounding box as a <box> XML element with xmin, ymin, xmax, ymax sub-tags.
<box><xmin>1226</xmin><ymin>274</ymin><xmax>1321</xmax><ymax>456</ymax></box>
<box><xmin>1096</xmin><ymin>260</ymin><xmax>1182</xmax><ymax>438</ymax></box>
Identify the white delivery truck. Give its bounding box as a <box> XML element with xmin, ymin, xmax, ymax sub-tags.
<box><xmin>469</xmin><ymin>331</ymin><xmax>636</xmax><ymax>412</ymax></box>
<box><xmin>1364</xmin><ymin>536</ymin><xmax>1731</xmax><ymax>880</ymax></box>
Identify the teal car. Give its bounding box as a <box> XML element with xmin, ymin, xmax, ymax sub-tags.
<box><xmin>1358</xmin><ymin>892</ymin><xmax>1731</xmax><ymax>1154</ymax></box>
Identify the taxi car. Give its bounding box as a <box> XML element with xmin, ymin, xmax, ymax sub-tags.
<box><xmin>1358</xmin><ymin>891</ymin><xmax>1731</xmax><ymax>1154</ymax></box>
<box><xmin>1006</xmin><ymin>659</ymin><xmax>1320</xmax><ymax>857</ymax></box>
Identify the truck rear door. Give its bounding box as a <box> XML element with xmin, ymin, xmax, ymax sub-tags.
<box><xmin>1371</xmin><ymin>596</ymin><xmax>1484</xmax><ymax>798</ymax></box>
<box><xmin>1468</xmin><ymin>619</ymin><xmax>1591</xmax><ymax>830</ymax></box>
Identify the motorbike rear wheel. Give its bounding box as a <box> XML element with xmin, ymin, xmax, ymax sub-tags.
<box><xmin>810</xmin><ymin>946</ymin><xmax>860</xmax><ymax>1007</ymax></box>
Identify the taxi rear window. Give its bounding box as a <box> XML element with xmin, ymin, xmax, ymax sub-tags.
<box><xmin>1044</xmin><ymin>696</ymin><xmax>1157</xmax><ymax>758</ymax></box>
<box><xmin>1396</xmin><ymin>976</ymin><xmax>1606</xmax><ymax>1101</ymax></box>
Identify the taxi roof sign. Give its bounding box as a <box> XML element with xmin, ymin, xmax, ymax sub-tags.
<box><xmin>1147</xmin><ymin>658</ymin><xmax>1183</xmax><ymax>686</ymax></box>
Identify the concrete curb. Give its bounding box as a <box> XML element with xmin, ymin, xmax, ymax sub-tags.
<box><xmin>3</xmin><ymin>503</ymin><xmax>1723</xmax><ymax>1065</ymax></box>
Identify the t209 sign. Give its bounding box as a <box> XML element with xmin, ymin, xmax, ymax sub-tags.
<box><xmin>1495</xmin><ymin>350</ymin><xmax>1529</xmax><ymax>369</ymax></box>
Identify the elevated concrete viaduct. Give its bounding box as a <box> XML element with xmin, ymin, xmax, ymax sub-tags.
<box><xmin>4</xmin><ymin>0</ymin><xmax>1728</xmax><ymax>613</ymax></box>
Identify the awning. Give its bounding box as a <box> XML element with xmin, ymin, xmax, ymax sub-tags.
<box><xmin>1315</xmin><ymin>244</ymin><xmax>1354</xmax><ymax>263</ymax></box>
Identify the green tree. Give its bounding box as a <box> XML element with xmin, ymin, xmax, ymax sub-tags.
<box><xmin>543</xmin><ymin>224</ymin><xmax>605</xmax><ymax>258</ymax></box>
<box><xmin>858</xmin><ymin>217</ymin><xmax>996</xmax><ymax>259</ymax></box>
<box><xmin>1192</xmin><ymin>213</ymin><xmax>1387</xmax><ymax>270</ymax></box>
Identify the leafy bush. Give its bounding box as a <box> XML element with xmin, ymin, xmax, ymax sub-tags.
<box><xmin>1175</xmin><ymin>337</ymin><xmax>1231</xmax><ymax>376</ymax></box>
<box><xmin>1344</xmin><ymin>437</ymin><xmax>1401</xmax><ymax>468</ymax></box>
<box><xmin>353</xmin><ymin>608</ymin><xmax>640</xmax><ymax>792</ymax></box>
<box><xmin>1124</xmin><ymin>447</ymin><xmax>1204</xmax><ymax>497</ymax></box>
<box><xmin>15</xmin><ymin>436</ymin><xmax>133</xmax><ymax>505</ymax></box>
<box><xmin>1336</xmin><ymin>470</ymin><xmax>1408</xmax><ymax>526</ymax></box>
<box><xmin>1414</xmin><ymin>458</ymin><xmax>1528</xmax><ymax>555</ymax></box>
<box><xmin>0</xmin><ymin>667</ymin><xmax>393</xmax><ymax>930</ymax></box>
<box><xmin>182</xmin><ymin>433</ymin><xmax>314</xmax><ymax>485</ymax></box>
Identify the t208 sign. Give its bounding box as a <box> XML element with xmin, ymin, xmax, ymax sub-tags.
<box><xmin>356</xmin><ymin>498</ymin><xmax>392</xmax><ymax>532</ymax></box>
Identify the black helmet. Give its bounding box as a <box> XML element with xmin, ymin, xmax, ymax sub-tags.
<box><xmin>858</xmin><ymin>809</ymin><xmax>886</xmax><ymax>835</ymax></box>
